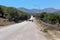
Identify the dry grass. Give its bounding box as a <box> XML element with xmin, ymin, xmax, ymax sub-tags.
<box><xmin>35</xmin><ymin>19</ymin><xmax>59</xmax><ymax>40</ymax></box>
<box><xmin>36</xmin><ymin>19</ymin><xmax>60</xmax><ymax>40</ymax></box>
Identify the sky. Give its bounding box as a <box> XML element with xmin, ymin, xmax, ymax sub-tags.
<box><xmin>0</xmin><ymin>0</ymin><xmax>60</xmax><ymax>9</ymax></box>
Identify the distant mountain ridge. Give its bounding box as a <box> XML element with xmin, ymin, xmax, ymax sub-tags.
<box><xmin>40</xmin><ymin>8</ymin><xmax>58</xmax><ymax>13</ymax></box>
<box><xmin>18</xmin><ymin>7</ymin><xmax>60</xmax><ymax>15</ymax></box>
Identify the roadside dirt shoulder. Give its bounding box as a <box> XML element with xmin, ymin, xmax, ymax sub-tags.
<box><xmin>34</xmin><ymin>19</ymin><xmax>60</xmax><ymax>40</ymax></box>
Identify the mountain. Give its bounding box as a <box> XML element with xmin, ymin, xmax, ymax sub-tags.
<box><xmin>18</xmin><ymin>8</ymin><xmax>40</xmax><ymax>15</ymax></box>
<box><xmin>54</xmin><ymin>11</ymin><xmax>60</xmax><ymax>14</ymax></box>
<box><xmin>18</xmin><ymin>7</ymin><xmax>60</xmax><ymax>15</ymax></box>
<box><xmin>40</xmin><ymin>8</ymin><xmax>58</xmax><ymax>13</ymax></box>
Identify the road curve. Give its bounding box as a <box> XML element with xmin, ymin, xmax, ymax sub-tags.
<box><xmin>0</xmin><ymin>21</ymin><xmax>48</xmax><ymax>40</ymax></box>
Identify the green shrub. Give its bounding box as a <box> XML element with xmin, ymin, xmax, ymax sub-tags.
<box><xmin>0</xmin><ymin>5</ymin><xmax>31</xmax><ymax>22</ymax></box>
<box><xmin>35</xmin><ymin>12</ymin><xmax>60</xmax><ymax>24</ymax></box>
<box><xmin>41</xmin><ymin>27</ymin><xmax>48</xmax><ymax>33</ymax></box>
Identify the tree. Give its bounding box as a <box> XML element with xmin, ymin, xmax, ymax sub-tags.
<box><xmin>0</xmin><ymin>5</ymin><xmax>31</xmax><ymax>22</ymax></box>
<box><xmin>35</xmin><ymin>12</ymin><xmax>60</xmax><ymax>24</ymax></box>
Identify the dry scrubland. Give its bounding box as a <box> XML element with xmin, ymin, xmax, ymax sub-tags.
<box><xmin>0</xmin><ymin>5</ymin><xmax>31</xmax><ymax>27</ymax></box>
<box><xmin>35</xmin><ymin>12</ymin><xmax>60</xmax><ymax>40</ymax></box>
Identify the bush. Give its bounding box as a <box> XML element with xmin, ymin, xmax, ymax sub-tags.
<box><xmin>35</xmin><ymin>12</ymin><xmax>60</xmax><ymax>24</ymax></box>
<box><xmin>41</xmin><ymin>27</ymin><xmax>48</xmax><ymax>33</ymax></box>
<box><xmin>0</xmin><ymin>5</ymin><xmax>31</xmax><ymax>22</ymax></box>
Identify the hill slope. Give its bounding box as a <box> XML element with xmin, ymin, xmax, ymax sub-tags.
<box><xmin>18</xmin><ymin>8</ymin><xmax>60</xmax><ymax>15</ymax></box>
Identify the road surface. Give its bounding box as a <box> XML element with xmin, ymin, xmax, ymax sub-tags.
<box><xmin>0</xmin><ymin>16</ymin><xmax>48</xmax><ymax>40</ymax></box>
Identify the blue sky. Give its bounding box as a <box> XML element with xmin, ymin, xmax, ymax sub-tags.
<box><xmin>0</xmin><ymin>0</ymin><xmax>60</xmax><ymax>9</ymax></box>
